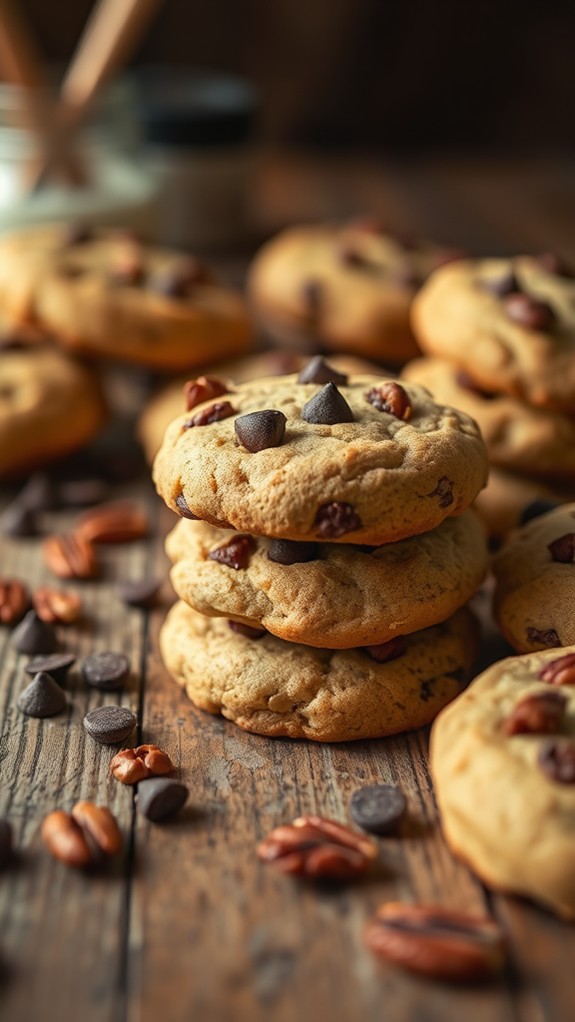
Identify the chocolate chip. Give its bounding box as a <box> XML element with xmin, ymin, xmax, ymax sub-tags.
<box><xmin>83</xmin><ymin>705</ymin><xmax>137</xmax><ymax>746</ymax></box>
<box><xmin>18</xmin><ymin>672</ymin><xmax>67</xmax><ymax>718</ymax></box>
<box><xmin>518</xmin><ymin>500</ymin><xmax>559</xmax><ymax>526</ymax></box>
<box><xmin>301</xmin><ymin>383</ymin><xmax>354</xmax><ymax>425</ymax></box>
<box><xmin>363</xmin><ymin>636</ymin><xmax>406</xmax><ymax>663</ymax></box>
<box><xmin>234</xmin><ymin>410</ymin><xmax>287</xmax><ymax>453</ymax></box>
<box><xmin>62</xmin><ymin>222</ymin><xmax>92</xmax><ymax>246</ymax></box>
<box><xmin>548</xmin><ymin>533</ymin><xmax>575</xmax><ymax>563</ymax></box>
<box><xmin>82</xmin><ymin>652</ymin><xmax>130</xmax><ymax>691</ymax></box>
<box><xmin>338</xmin><ymin>245</ymin><xmax>376</xmax><ymax>271</ymax></box>
<box><xmin>25</xmin><ymin>653</ymin><xmax>76</xmax><ymax>686</ymax></box>
<box><xmin>0</xmin><ymin>502</ymin><xmax>37</xmax><ymax>537</ymax></box>
<box><xmin>314</xmin><ymin>502</ymin><xmax>362</xmax><ymax>538</ymax></box>
<box><xmin>427</xmin><ymin>477</ymin><xmax>454</xmax><ymax>509</ymax></box>
<box><xmin>0</xmin><ymin>818</ymin><xmax>13</xmax><ymax>868</ymax></box>
<box><xmin>504</xmin><ymin>292</ymin><xmax>555</xmax><ymax>331</ymax></box>
<box><xmin>228</xmin><ymin>621</ymin><xmax>266</xmax><ymax>639</ymax></box>
<box><xmin>117</xmin><ymin>579</ymin><xmax>161</xmax><ymax>608</ymax></box>
<box><xmin>536</xmin><ymin>252</ymin><xmax>573</xmax><ymax>278</ymax></box>
<box><xmin>58</xmin><ymin>478</ymin><xmax>110</xmax><ymax>508</ymax></box>
<box><xmin>175</xmin><ymin>494</ymin><xmax>198</xmax><ymax>520</ymax></box>
<box><xmin>208</xmin><ymin>535</ymin><xmax>255</xmax><ymax>570</ymax></box>
<box><xmin>301</xmin><ymin>279</ymin><xmax>323</xmax><ymax>316</ymax></box>
<box><xmin>482</xmin><ymin>270</ymin><xmax>520</xmax><ymax>297</ymax></box>
<box><xmin>526</xmin><ymin>627</ymin><xmax>561</xmax><ymax>648</ymax></box>
<box><xmin>538</xmin><ymin>737</ymin><xmax>575</xmax><ymax>783</ymax></box>
<box><xmin>267</xmin><ymin>539</ymin><xmax>319</xmax><ymax>564</ymax></box>
<box><xmin>11</xmin><ymin>611</ymin><xmax>59</xmax><ymax>655</ymax></box>
<box><xmin>297</xmin><ymin>356</ymin><xmax>348</xmax><ymax>386</ymax></box>
<box><xmin>183</xmin><ymin>401</ymin><xmax>235</xmax><ymax>428</ymax></box>
<box><xmin>137</xmin><ymin>778</ymin><xmax>189</xmax><ymax>822</ymax></box>
<box><xmin>350</xmin><ymin>784</ymin><xmax>407</xmax><ymax>835</ymax></box>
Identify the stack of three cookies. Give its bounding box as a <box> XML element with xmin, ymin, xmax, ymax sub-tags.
<box><xmin>154</xmin><ymin>358</ymin><xmax>490</xmax><ymax>742</ymax></box>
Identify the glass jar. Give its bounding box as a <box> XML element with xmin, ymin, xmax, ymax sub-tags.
<box><xmin>0</xmin><ymin>77</ymin><xmax>158</xmax><ymax>237</ymax></box>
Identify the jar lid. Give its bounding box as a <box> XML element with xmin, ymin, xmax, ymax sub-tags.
<box><xmin>138</xmin><ymin>69</ymin><xmax>258</xmax><ymax>148</ymax></box>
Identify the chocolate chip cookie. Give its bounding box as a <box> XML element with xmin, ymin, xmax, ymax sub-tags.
<box><xmin>160</xmin><ymin>601</ymin><xmax>479</xmax><ymax>742</ymax></box>
<box><xmin>248</xmin><ymin>222</ymin><xmax>461</xmax><ymax>365</ymax></box>
<box><xmin>431</xmin><ymin>646</ymin><xmax>575</xmax><ymax>918</ymax></box>
<box><xmin>493</xmin><ymin>503</ymin><xmax>575</xmax><ymax>651</ymax></box>
<box><xmin>166</xmin><ymin>511</ymin><xmax>487</xmax><ymax>648</ymax></box>
<box><xmin>153</xmin><ymin>372</ymin><xmax>488</xmax><ymax>545</ymax></box>
<box><xmin>0</xmin><ymin>346</ymin><xmax>107</xmax><ymax>476</ymax></box>
<box><xmin>0</xmin><ymin>224</ymin><xmax>252</xmax><ymax>370</ymax></box>
<box><xmin>403</xmin><ymin>356</ymin><xmax>575</xmax><ymax>479</ymax></box>
<box><xmin>412</xmin><ymin>255</ymin><xmax>575</xmax><ymax>412</ymax></box>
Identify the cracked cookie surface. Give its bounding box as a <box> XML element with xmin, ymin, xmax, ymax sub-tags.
<box><xmin>153</xmin><ymin>373</ymin><xmax>488</xmax><ymax>544</ymax></box>
<box><xmin>160</xmin><ymin>601</ymin><xmax>479</xmax><ymax>742</ymax></box>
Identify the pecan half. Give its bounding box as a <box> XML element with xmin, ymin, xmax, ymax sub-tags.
<box><xmin>502</xmin><ymin>690</ymin><xmax>567</xmax><ymax>736</ymax></box>
<box><xmin>366</xmin><ymin>382</ymin><xmax>412</xmax><ymax>420</ymax></box>
<box><xmin>0</xmin><ymin>579</ymin><xmax>29</xmax><ymax>624</ymax></box>
<box><xmin>76</xmin><ymin>502</ymin><xmax>148</xmax><ymax>544</ymax></box>
<box><xmin>365</xmin><ymin>902</ymin><xmax>506</xmax><ymax>982</ymax></box>
<box><xmin>42</xmin><ymin>801</ymin><xmax>121</xmax><ymax>868</ymax></box>
<box><xmin>43</xmin><ymin>533</ymin><xmax>98</xmax><ymax>579</ymax></box>
<box><xmin>32</xmin><ymin>586</ymin><xmax>83</xmax><ymax>624</ymax></box>
<box><xmin>183</xmin><ymin>376</ymin><xmax>229</xmax><ymax>412</ymax></box>
<box><xmin>183</xmin><ymin>400</ymin><xmax>236</xmax><ymax>428</ymax></box>
<box><xmin>539</xmin><ymin>653</ymin><xmax>575</xmax><ymax>686</ymax></box>
<box><xmin>257</xmin><ymin>815</ymin><xmax>377</xmax><ymax>879</ymax></box>
<box><xmin>110</xmin><ymin>744</ymin><xmax>174</xmax><ymax>785</ymax></box>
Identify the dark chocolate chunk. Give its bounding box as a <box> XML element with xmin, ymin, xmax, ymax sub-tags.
<box><xmin>117</xmin><ymin>579</ymin><xmax>161</xmax><ymax>608</ymax></box>
<box><xmin>234</xmin><ymin>410</ymin><xmax>287</xmax><ymax>452</ymax></box>
<box><xmin>350</xmin><ymin>784</ymin><xmax>407</xmax><ymax>835</ymax></box>
<box><xmin>297</xmin><ymin>356</ymin><xmax>348</xmax><ymax>387</ymax></box>
<box><xmin>18</xmin><ymin>672</ymin><xmax>66</xmax><ymax>718</ymax></box>
<box><xmin>526</xmin><ymin>627</ymin><xmax>561</xmax><ymax>648</ymax></box>
<box><xmin>82</xmin><ymin>652</ymin><xmax>130</xmax><ymax>692</ymax></box>
<box><xmin>11</xmin><ymin>611</ymin><xmax>59</xmax><ymax>655</ymax></box>
<box><xmin>538</xmin><ymin>737</ymin><xmax>575</xmax><ymax>783</ymax></box>
<box><xmin>228</xmin><ymin>621</ymin><xmax>266</xmax><ymax>640</ymax></box>
<box><xmin>504</xmin><ymin>292</ymin><xmax>555</xmax><ymax>331</ymax></box>
<box><xmin>301</xmin><ymin>383</ymin><xmax>354</xmax><ymax>425</ymax></box>
<box><xmin>25</xmin><ymin>653</ymin><xmax>76</xmax><ymax>686</ymax></box>
<box><xmin>175</xmin><ymin>494</ymin><xmax>198</xmax><ymax>520</ymax></box>
<box><xmin>137</xmin><ymin>778</ymin><xmax>189</xmax><ymax>822</ymax></box>
<box><xmin>83</xmin><ymin>705</ymin><xmax>137</xmax><ymax>746</ymax></box>
<box><xmin>208</xmin><ymin>535</ymin><xmax>255</xmax><ymax>570</ymax></box>
<box><xmin>0</xmin><ymin>818</ymin><xmax>13</xmax><ymax>868</ymax></box>
<box><xmin>267</xmin><ymin>539</ymin><xmax>319</xmax><ymax>565</ymax></box>
<box><xmin>314</xmin><ymin>502</ymin><xmax>362</xmax><ymax>539</ymax></box>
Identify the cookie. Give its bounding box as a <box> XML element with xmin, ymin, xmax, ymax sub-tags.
<box><xmin>166</xmin><ymin>511</ymin><xmax>487</xmax><ymax>648</ymax></box>
<box><xmin>493</xmin><ymin>503</ymin><xmax>575</xmax><ymax>652</ymax></box>
<box><xmin>0</xmin><ymin>346</ymin><xmax>107</xmax><ymax>476</ymax></box>
<box><xmin>248</xmin><ymin>222</ymin><xmax>461</xmax><ymax>365</ymax></box>
<box><xmin>431</xmin><ymin>647</ymin><xmax>575</xmax><ymax>918</ymax></box>
<box><xmin>138</xmin><ymin>351</ymin><xmax>386</xmax><ymax>462</ymax></box>
<box><xmin>0</xmin><ymin>224</ymin><xmax>251</xmax><ymax>370</ymax></box>
<box><xmin>160</xmin><ymin>600</ymin><xmax>479</xmax><ymax>742</ymax></box>
<box><xmin>153</xmin><ymin>372</ymin><xmax>488</xmax><ymax>545</ymax></box>
<box><xmin>412</xmin><ymin>255</ymin><xmax>575</xmax><ymax>413</ymax></box>
<box><xmin>403</xmin><ymin>356</ymin><xmax>575</xmax><ymax>479</ymax></box>
<box><xmin>473</xmin><ymin>468</ymin><xmax>573</xmax><ymax>541</ymax></box>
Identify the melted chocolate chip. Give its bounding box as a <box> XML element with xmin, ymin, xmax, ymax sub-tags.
<box><xmin>175</xmin><ymin>495</ymin><xmax>198</xmax><ymax>520</ymax></box>
<box><xmin>208</xmin><ymin>535</ymin><xmax>255</xmax><ymax>570</ymax></box>
<box><xmin>314</xmin><ymin>502</ymin><xmax>362</xmax><ymax>539</ymax></box>
<box><xmin>301</xmin><ymin>383</ymin><xmax>354</xmax><ymax>425</ymax></box>
<box><xmin>228</xmin><ymin>621</ymin><xmax>266</xmax><ymax>640</ymax></box>
<box><xmin>504</xmin><ymin>292</ymin><xmax>555</xmax><ymax>331</ymax></box>
<box><xmin>267</xmin><ymin>539</ymin><xmax>319</xmax><ymax>565</ymax></box>
<box><xmin>234</xmin><ymin>410</ymin><xmax>287</xmax><ymax>452</ymax></box>
<box><xmin>526</xmin><ymin>627</ymin><xmax>561</xmax><ymax>648</ymax></box>
<box><xmin>297</xmin><ymin>356</ymin><xmax>348</xmax><ymax>387</ymax></box>
<box><xmin>363</xmin><ymin>636</ymin><xmax>406</xmax><ymax>663</ymax></box>
<box><xmin>427</xmin><ymin>477</ymin><xmax>454</xmax><ymax>509</ymax></box>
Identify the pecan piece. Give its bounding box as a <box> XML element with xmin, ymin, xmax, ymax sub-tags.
<box><xmin>548</xmin><ymin>533</ymin><xmax>575</xmax><ymax>563</ymax></box>
<box><xmin>208</xmin><ymin>535</ymin><xmax>255</xmax><ymax>570</ymax></box>
<box><xmin>110</xmin><ymin>744</ymin><xmax>174</xmax><ymax>785</ymax></box>
<box><xmin>32</xmin><ymin>586</ymin><xmax>83</xmax><ymax>624</ymax></box>
<box><xmin>0</xmin><ymin>579</ymin><xmax>29</xmax><ymax>624</ymax></box>
<box><xmin>42</xmin><ymin>801</ymin><xmax>121</xmax><ymax>868</ymax></box>
<box><xmin>76</xmin><ymin>501</ymin><xmax>148</xmax><ymax>544</ymax></box>
<box><xmin>539</xmin><ymin>652</ymin><xmax>575</xmax><ymax>686</ymax></box>
<box><xmin>43</xmin><ymin>533</ymin><xmax>98</xmax><ymax>579</ymax></box>
<box><xmin>502</xmin><ymin>690</ymin><xmax>567</xmax><ymax>736</ymax></box>
<box><xmin>257</xmin><ymin>815</ymin><xmax>377</xmax><ymax>879</ymax></box>
<box><xmin>183</xmin><ymin>401</ymin><xmax>236</xmax><ymax>428</ymax></box>
<box><xmin>366</xmin><ymin>382</ymin><xmax>412</xmax><ymax>420</ymax></box>
<box><xmin>183</xmin><ymin>376</ymin><xmax>229</xmax><ymax>412</ymax></box>
<box><xmin>363</xmin><ymin>636</ymin><xmax>406</xmax><ymax>663</ymax></box>
<box><xmin>365</xmin><ymin>902</ymin><xmax>506</xmax><ymax>982</ymax></box>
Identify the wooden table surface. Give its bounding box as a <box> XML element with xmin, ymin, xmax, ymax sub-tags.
<box><xmin>1</xmin><ymin>152</ymin><xmax>575</xmax><ymax>1022</ymax></box>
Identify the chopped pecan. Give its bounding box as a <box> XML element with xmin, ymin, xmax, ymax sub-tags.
<box><xmin>0</xmin><ymin>579</ymin><xmax>29</xmax><ymax>624</ymax></box>
<box><xmin>366</xmin><ymin>382</ymin><xmax>412</xmax><ymax>420</ymax></box>
<box><xmin>183</xmin><ymin>401</ymin><xmax>236</xmax><ymax>428</ymax></box>
<box><xmin>503</xmin><ymin>690</ymin><xmax>567</xmax><ymax>736</ymax></box>
<box><xmin>257</xmin><ymin>815</ymin><xmax>377</xmax><ymax>879</ymax></box>
<box><xmin>76</xmin><ymin>502</ymin><xmax>148</xmax><ymax>544</ymax></box>
<box><xmin>539</xmin><ymin>653</ymin><xmax>575</xmax><ymax>686</ymax></box>
<box><xmin>32</xmin><ymin>586</ymin><xmax>83</xmax><ymax>624</ymax></box>
<box><xmin>110</xmin><ymin>744</ymin><xmax>174</xmax><ymax>785</ymax></box>
<box><xmin>183</xmin><ymin>376</ymin><xmax>229</xmax><ymax>412</ymax></box>
<box><xmin>43</xmin><ymin>533</ymin><xmax>98</xmax><ymax>579</ymax></box>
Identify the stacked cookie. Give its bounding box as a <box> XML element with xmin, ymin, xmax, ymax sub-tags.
<box><xmin>154</xmin><ymin>357</ymin><xmax>490</xmax><ymax>741</ymax></box>
<box><xmin>404</xmin><ymin>254</ymin><xmax>575</xmax><ymax>539</ymax></box>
